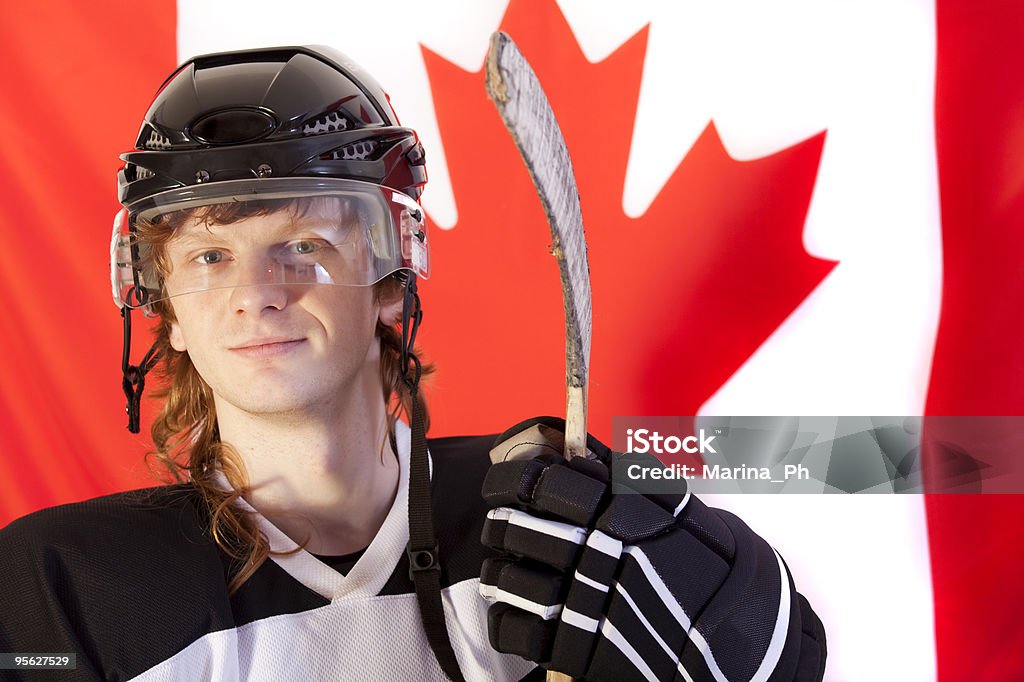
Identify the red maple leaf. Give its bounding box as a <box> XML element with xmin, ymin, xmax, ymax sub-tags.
<box><xmin>419</xmin><ymin>0</ymin><xmax>836</xmax><ymax>441</ymax></box>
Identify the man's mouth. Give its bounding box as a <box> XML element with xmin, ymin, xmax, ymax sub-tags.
<box><xmin>229</xmin><ymin>337</ymin><xmax>306</xmax><ymax>358</ymax></box>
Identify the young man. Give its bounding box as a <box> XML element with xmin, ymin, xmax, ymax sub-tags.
<box><xmin>0</xmin><ymin>46</ymin><xmax>826</xmax><ymax>681</ymax></box>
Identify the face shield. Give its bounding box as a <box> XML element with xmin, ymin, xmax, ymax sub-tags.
<box><xmin>110</xmin><ymin>177</ymin><xmax>429</xmax><ymax>313</ymax></box>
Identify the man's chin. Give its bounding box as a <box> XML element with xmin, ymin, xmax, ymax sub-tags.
<box><xmin>211</xmin><ymin>382</ymin><xmax>327</xmax><ymax>418</ymax></box>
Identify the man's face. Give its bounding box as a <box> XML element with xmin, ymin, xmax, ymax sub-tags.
<box><xmin>162</xmin><ymin>200</ymin><xmax>402</xmax><ymax>417</ymax></box>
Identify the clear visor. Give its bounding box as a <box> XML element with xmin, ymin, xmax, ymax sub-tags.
<box><xmin>110</xmin><ymin>177</ymin><xmax>429</xmax><ymax>310</ymax></box>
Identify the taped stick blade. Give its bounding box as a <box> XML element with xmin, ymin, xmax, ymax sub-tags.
<box><xmin>485</xmin><ymin>32</ymin><xmax>592</xmax><ymax>393</ymax></box>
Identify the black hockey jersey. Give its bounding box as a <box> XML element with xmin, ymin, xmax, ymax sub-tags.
<box><xmin>0</xmin><ymin>423</ymin><xmax>824</xmax><ymax>681</ymax></box>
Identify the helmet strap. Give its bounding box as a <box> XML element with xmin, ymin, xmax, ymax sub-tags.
<box><xmin>400</xmin><ymin>275</ymin><xmax>423</xmax><ymax>388</ymax></box>
<box><xmin>400</xmin><ymin>276</ymin><xmax>466</xmax><ymax>682</ymax></box>
<box><xmin>120</xmin><ymin>298</ymin><xmax>161</xmax><ymax>434</ymax></box>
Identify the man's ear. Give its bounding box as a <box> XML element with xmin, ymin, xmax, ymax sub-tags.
<box><xmin>169</xmin><ymin>321</ymin><xmax>187</xmax><ymax>352</ymax></box>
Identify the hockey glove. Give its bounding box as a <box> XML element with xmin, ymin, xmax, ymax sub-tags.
<box><xmin>479</xmin><ymin>417</ymin><xmax>826</xmax><ymax>682</ymax></box>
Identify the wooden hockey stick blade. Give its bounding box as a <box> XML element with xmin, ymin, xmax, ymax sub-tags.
<box><xmin>485</xmin><ymin>31</ymin><xmax>593</xmax><ymax>463</ymax></box>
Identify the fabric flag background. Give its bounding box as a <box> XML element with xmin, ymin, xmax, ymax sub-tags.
<box><xmin>1</xmin><ymin>1</ymin><xmax>1021</xmax><ymax>679</ymax></box>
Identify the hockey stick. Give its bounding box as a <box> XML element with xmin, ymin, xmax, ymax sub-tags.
<box><xmin>485</xmin><ymin>31</ymin><xmax>592</xmax><ymax>682</ymax></box>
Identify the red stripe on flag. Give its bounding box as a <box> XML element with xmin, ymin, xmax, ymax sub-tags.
<box><xmin>929</xmin><ymin>1</ymin><xmax>1024</xmax><ymax>678</ymax></box>
<box><xmin>0</xmin><ymin>2</ymin><xmax>178</xmax><ymax>526</ymax></box>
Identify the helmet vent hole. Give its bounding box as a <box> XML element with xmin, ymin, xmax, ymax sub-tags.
<box><xmin>322</xmin><ymin>140</ymin><xmax>378</xmax><ymax>162</ymax></box>
<box><xmin>144</xmin><ymin>130</ymin><xmax>172</xmax><ymax>150</ymax></box>
<box><xmin>302</xmin><ymin>111</ymin><xmax>350</xmax><ymax>136</ymax></box>
<box><xmin>133</xmin><ymin>165</ymin><xmax>154</xmax><ymax>181</ymax></box>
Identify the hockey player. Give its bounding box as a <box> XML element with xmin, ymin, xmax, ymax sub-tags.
<box><xmin>0</xmin><ymin>46</ymin><xmax>826</xmax><ymax>681</ymax></box>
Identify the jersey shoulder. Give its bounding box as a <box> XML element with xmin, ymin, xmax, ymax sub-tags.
<box><xmin>0</xmin><ymin>484</ymin><xmax>227</xmax><ymax>617</ymax></box>
<box><xmin>428</xmin><ymin>433</ymin><xmax>496</xmax><ymax>478</ymax></box>
<box><xmin>0</xmin><ymin>484</ymin><xmax>211</xmax><ymax>557</ymax></box>
<box><xmin>427</xmin><ymin>432</ymin><xmax>500</xmax><ymax>518</ymax></box>
<box><xmin>0</xmin><ymin>485</ymin><xmax>237</xmax><ymax>680</ymax></box>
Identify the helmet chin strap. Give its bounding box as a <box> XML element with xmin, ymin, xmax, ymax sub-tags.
<box><xmin>120</xmin><ymin>291</ymin><xmax>161</xmax><ymax>434</ymax></box>
<box><xmin>400</xmin><ymin>275</ymin><xmax>466</xmax><ymax>682</ymax></box>
<box><xmin>400</xmin><ymin>274</ymin><xmax>423</xmax><ymax>390</ymax></box>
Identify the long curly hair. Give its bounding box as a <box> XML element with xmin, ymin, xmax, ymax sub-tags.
<box><xmin>135</xmin><ymin>200</ymin><xmax>430</xmax><ymax>594</ymax></box>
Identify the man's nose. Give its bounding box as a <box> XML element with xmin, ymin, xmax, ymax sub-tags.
<box><xmin>228</xmin><ymin>258</ymin><xmax>289</xmax><ymax>314</ymax></box>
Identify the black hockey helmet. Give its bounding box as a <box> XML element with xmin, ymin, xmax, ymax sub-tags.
<box><xmin>118</xmin><ymin>45</ymin><xmax>427</xmax><ymax>208</ymax></box>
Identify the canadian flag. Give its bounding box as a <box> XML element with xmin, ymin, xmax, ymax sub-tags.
<box><xmin>0</xmin><ymin>1</ymin><xmax>1020</xmax><ymax>679</ymax></box>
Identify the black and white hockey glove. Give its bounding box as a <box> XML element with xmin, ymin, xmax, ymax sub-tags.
<box><xmin>479</xmin><ymin>417</ymin><xmax>826</xmax><ymax>682</ymax></box>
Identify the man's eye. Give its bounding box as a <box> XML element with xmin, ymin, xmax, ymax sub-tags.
<box><xmin>194</xmin><ymin>250</ymin><xmax>225</xmax><ymax>264</ymax></box>
<box><xmin>290</xmin><ymin>240</ymin><xmax>323</xmax><ymax>255</ymax></box>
